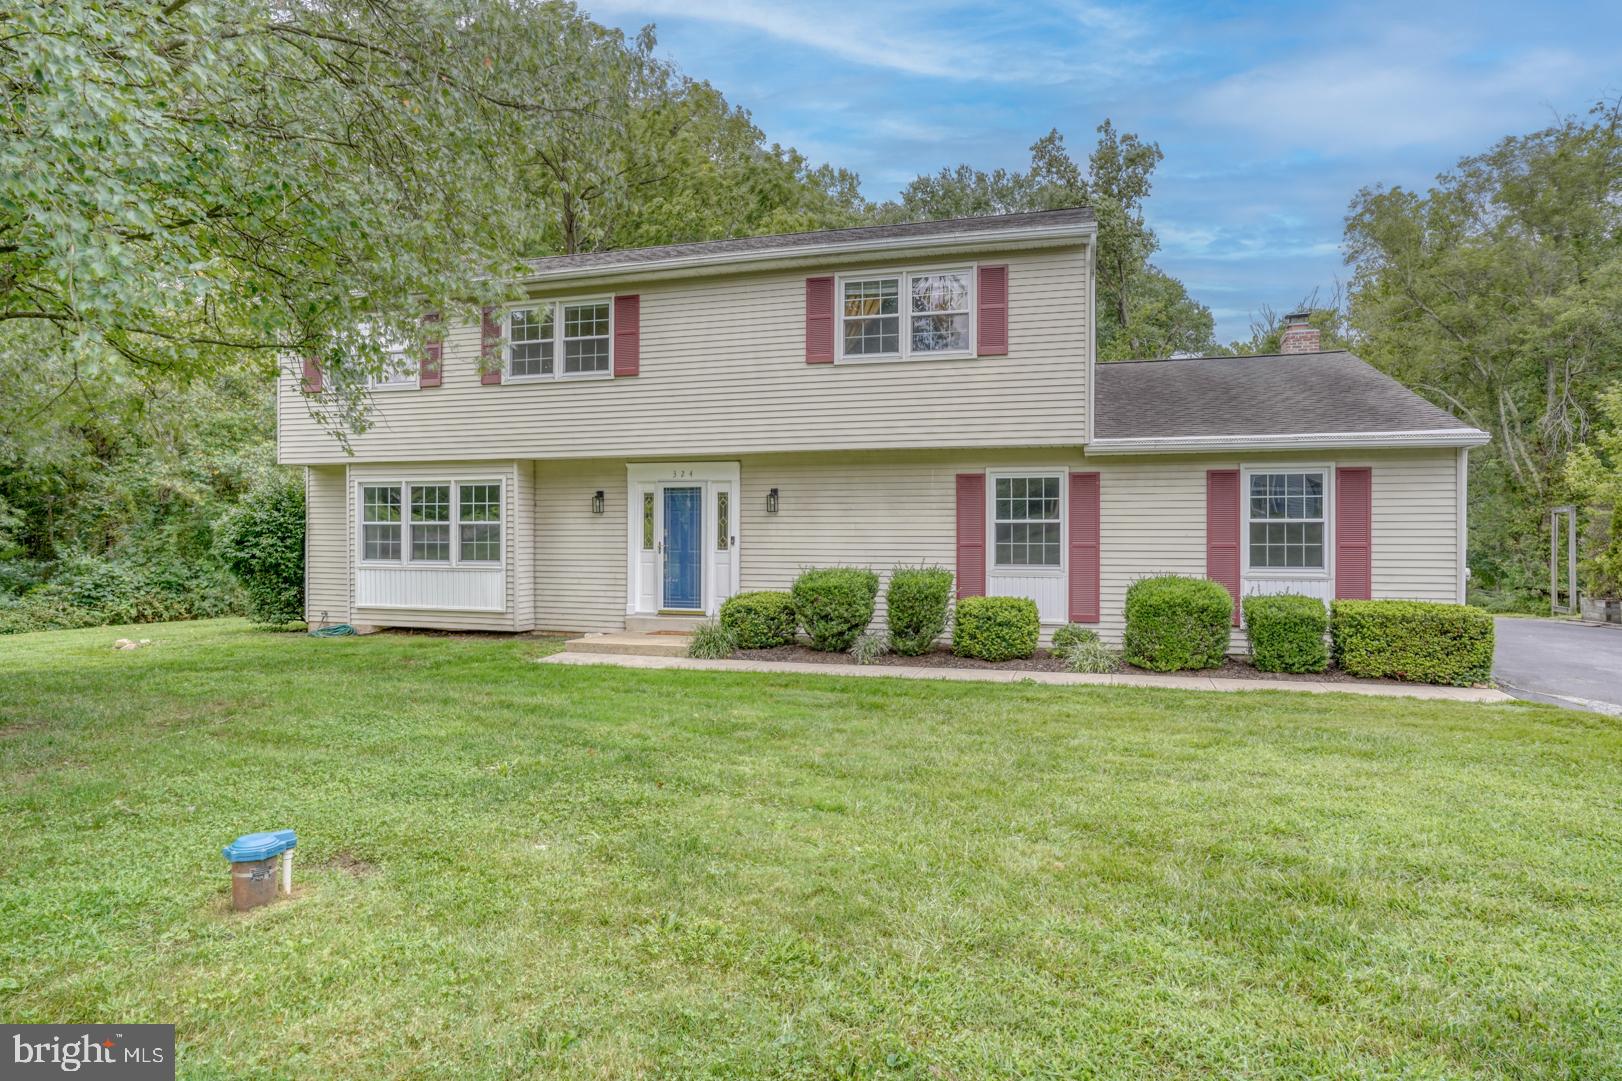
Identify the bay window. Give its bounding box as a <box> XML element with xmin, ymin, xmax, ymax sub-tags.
<box><xmin>840</xmin><ymin>268</ymin><xmax>973</xmax><ymax>361</ymax></box>
<box><xmin>359</xmin><ymin>480</ymin><xmax>502</xmax><ymax>566</ymax></box>
<box><xmin>507</xmin><ymin>299</ymin><xmax>610</xmax><ymax>379</ymax></box>
<box><xmin>1247</xmin><ymin>471</ymin><xmax>1326</xmax><ymax>570</ymax></box>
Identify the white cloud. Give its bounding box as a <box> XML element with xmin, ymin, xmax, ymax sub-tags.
<box><xmin>1190</xmin><ymin>36</ymin><xmax>1596</xmax><ymax>154</ymax></box>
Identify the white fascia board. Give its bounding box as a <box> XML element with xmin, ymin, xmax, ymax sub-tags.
<box><xmin>515</xmin><ymin>222</ymin><xmax>1097</xmax><ymax>287</ymax></box>
<box><xmin>1084</xmin><ymin>428</ymin><xmax>1492</xmax><ymax>455</ymax></box>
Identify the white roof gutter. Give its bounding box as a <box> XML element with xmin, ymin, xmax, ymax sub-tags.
<box><xmin>516</xmin><ymin>221</ymin><xmax>1096</xmax><ymax>286</ymax></box>
<box><xmin>1084</xmin><ymin>428</ymin><xmax>1491</xmax><ymax>455</ymax></box>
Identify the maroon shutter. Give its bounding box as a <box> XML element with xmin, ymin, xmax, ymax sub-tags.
<box><xmin>805</xmin><ymin>276</ymin><xmax>835</xmax><ymax>363</ymax></box>
<box><xmin>1206</xmin><ymin>469</ymin><xmax>1241</xmax><ymax>626</ymax></box>
<box><xmin>419</xmin><ymin>313</ymin><xmax>442</xmax><ymax>388</ymax></box>
<box><xmin>613</xmin><ymin>294</ymin><xmax>640</xmax><ymax>377</ymax></box>
<box><xmin>300</xmin><ymin>354</ymin><xmax>322</xmax><ymax>394</ymax></box>
<box><xmin>1067</xmin><ymin>471</ymin><xmax>1101</xmax><ymax>623</ymax></box>
<box><xmin>480</xmin><ymin>306</ymin><xmax>501</xmax><ymax>385</ymax></box>
<box><xmin>977</xmin><ymin>264</ymin><xmax>1008</xmax><ymax>356</ymax></box>
<box><xmin>1335</xmin><ymin>467</ymin><xmax>1373</xmax><ymax>599</ymax></box>
<box><xmin>955</xmin><ymin>473</ymin><xmax>986</xmax><ymax>598</ymax></box>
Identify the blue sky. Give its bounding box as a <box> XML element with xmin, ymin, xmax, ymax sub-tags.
<box><xmin>582</xmin><ymin>0</ymin><xmax>1620</xmax><ymax>343</ymax></box>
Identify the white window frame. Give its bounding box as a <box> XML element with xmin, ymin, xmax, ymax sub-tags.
<box><xmin>835</xmin><ymin>265</ymin><xmax>976</xmax><ymax>364</ymax></box>
<box><xmin>356</xmin><ymin>478</ymin><xmax>504</xmax><ymax>568</ymax></box>
<box><xmin>987</xmin><ymin>469</ymin><xmax>1067</xmax><ymax>577</ymax></box>
<box><xmin>1241</xmin><ymin>464</ymin><xmax>1332</xmax><ymax>579</ymax></box>
<box><xmin>503</xmin><ymin>296</ymin><xmax>613</xmax><ymax>382</ymax></box>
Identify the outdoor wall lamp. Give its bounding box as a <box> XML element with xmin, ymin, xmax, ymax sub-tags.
<box><xmin>592</xmin><ymin>490</ymin><xmax>604</xmax><ymax>515</ymax></box>
<box><xmin>766</xmin><ymin>487</ymin><xmax>780</xmax><ymax>514</ymax></box>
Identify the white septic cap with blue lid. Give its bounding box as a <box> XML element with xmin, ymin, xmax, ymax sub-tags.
<box><xmin>222</xmin><ymin>829</ymin><xmax>297</xmax><ymax>863</ymax></box>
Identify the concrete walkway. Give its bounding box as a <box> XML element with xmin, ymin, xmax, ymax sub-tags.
<box><xmin>541</xmin><ymin>651</ymin><xmax>1511</xmax><ymax>703</ymax></box>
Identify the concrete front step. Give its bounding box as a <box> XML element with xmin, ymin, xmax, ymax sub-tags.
<box><xmin>564</xmin><ymin>632</ymin><xmax>692</xmax><ymax>658</ymax></box>
<box><xmin>625</xmin><ymin>614</ymin><xmax>709</xmax><ymax>634</ymax></box>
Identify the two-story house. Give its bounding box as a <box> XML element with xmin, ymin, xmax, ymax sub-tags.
<box><xmin>278</xmin><ymin>208</ymin><xmax>1488</xmax><ymax>644</ymax></box>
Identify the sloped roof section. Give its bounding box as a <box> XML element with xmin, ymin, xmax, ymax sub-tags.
<box><xmin>1093</xmin><ymin>351</ymin><xmax>1486</xmax><ymax>450</ymax></box>
<box><xmin>520</xmin><ymin>208</ymin><xmax>1095</xmax><ymax>278</ymax></box>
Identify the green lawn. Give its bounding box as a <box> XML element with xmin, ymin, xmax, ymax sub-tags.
<box><xmin>2</xmin><ymin>619</ymin><xmax>1619</xmax><ymax>1079</ymax></box>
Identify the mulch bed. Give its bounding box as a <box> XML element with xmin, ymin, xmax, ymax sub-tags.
<box><xmin>731</xmin><ymin>643</ymin><xmax>1413</xmax><ymax>685</ymax></box>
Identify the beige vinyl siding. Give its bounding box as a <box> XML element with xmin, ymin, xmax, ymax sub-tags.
<box><xmin>512</xmin><ymin>461</ymin><xmax>537</xmax><ymax>631</ymax></box>
<box><xmin>301</xmin><ymin>447</ymin><xmax>1465</xmax><ymax>642</ymax></box>
<box><xmin>304</xmin><ymin>465</ymin><xmax>351</xmax><ymax>625</ymax></box>
<box><xmin>345</xmin><ymin>462</ymin><xmax>521</xmax><ymax>632</ymax></box>
<box><xmin>277</xmin><ymin>245</ymin><xmax>1089</xmax><ymax>465</ymax></box>
<box><xmin>532</xmin><ymin>459</ymin><xmax>628</xmax><ymax>633</ymax></box>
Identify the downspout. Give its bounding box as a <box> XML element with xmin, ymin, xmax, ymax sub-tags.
<box><xmin>1457</xmin><ymin>447</ymin><xmax>1469</xmax><ymax>603</ymax></box>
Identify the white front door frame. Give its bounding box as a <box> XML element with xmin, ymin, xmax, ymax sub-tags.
<box><xmin>625</xmin><ymin>461</ymin><xmax>741</xmax><ymax>617</ymax></box>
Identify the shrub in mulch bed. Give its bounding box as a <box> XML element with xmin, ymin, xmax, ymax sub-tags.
<box><xmin>1330</xmin><ymin>599</ymin><xmax>1495</xmax><ymax>685</ymax></box>
<box><xmin>1243</xmin><ymin>593</ymin><xmax>1328</xmax><ymax>674</ymax></box>
<box><xmin>885</xmin><ymin>566</ymin><xmax>953</xmax><ymax>656</ymax></box>
<box><xmin>719</xmin><ymin>591</ymin><xmax>797</xmax><ymax>649</ymax></box>
<box><xmin>952</xmin><ymin>596</ymin><xmax>1039</xmax><ymax>662</ymax></box>
<box><xmin>1123</xmin><ymin>575</ymin><xmax>1232</xmax><ymax>672</ymax></box>
<box><xmin>791</xmin><ymin>568</ymin><xmax>880</xmax><ymax>652</ymax></box>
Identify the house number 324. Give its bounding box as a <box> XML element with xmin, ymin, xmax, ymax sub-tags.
<box><xmin>668</xmin><ymin>469</ymin><xmax>694</xmax><ymax>478</ymax></box>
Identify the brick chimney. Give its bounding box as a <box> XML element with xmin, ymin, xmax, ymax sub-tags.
<box><xmin>1279</xmin><ymin>310</ymin><xmax>1321</xmax><ymax>353</ymax></box>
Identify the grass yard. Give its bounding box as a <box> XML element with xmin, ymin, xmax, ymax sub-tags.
<box><xmin>2</xmin><ymin>620</ymin><xmax>1620</xmax><ymax>1079</ymax></box>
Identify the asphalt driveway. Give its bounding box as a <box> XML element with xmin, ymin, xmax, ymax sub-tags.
<box><xmin>1494</xmin><ymin>616</ymin><xmax>1622</xmax><ymax>715</ymax></box>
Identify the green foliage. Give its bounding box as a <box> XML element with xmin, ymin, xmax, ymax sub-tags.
<box><xmin>885</xmin><ymin>567</ymin><xmax>953</xmax><ymax>655</ymax></box>
<box><xmin>719</xmin><ymin>591</ymin><xmax>797</xmax><ymax>649</ymax></box>
<box><xmin>1566</xmin><ymin>383</ymin><xmax>1622</xmax><ymax>598</ymax></box>
<box><xmin>1063</xmin><ymin>638</ymin><xmax>1119</xmax><ymax>674</ymax></box>
<box><xmin>881</xmin><ymin>125</ymin><xmax>1215</xmax><ymax>360</ymax></box>
<box><xmin>1242</xmin><ymin>594</ymin><xmax>1329</xmax><ymax>674</ymax></box>
<box><xmin>0</xmin><ymin>553</ymin><xmax>239</xmax><ymax>635</ymax></box>
<box><xmin>951</xmin><ymin>596</ymin><xmax>1039</xmax><ymax>662</ymax></box>
<box><xmin>214</xmin><ymin>474</ymin><xmax>306</xmax><ymax>626</ymax></box>
<box><xmin>686</xmin><ymin>620</ymin><xmax>736</xmax><ymax>660</ymax></box>
<box><xmin>1123</xmin><ymin>576</ymin><xmax>1232</xmax><ymax>672</ymax></box>
<box><xmin>1050</xmin><ymin>624</ymin><xmax>1101</xmax><ymax>656</ymax></box>
<box><xmin>848</xmin><ymin>632</ymin><xmax>891</xmax><ymax>666</ymax></box>
<box><xmin>1345</xmin><ymin>102</ymin><xmax>1622</xmax><ymax>599</ymax></box>
<box><xmin>791</xmin><ymin>568</ymin><xmax>880</xmax><ymax>652</ymax></box>
<box><xmin>1330</xmin><ymin>600</ymin><xmax>1495</xmax><ymax>685</ymax></box>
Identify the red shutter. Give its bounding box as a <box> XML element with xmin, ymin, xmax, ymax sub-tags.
<box><xmin>1068</xmin><ymin>471</ymin><xmax>1101</xmax><ymax>623</ymax></box>
<box><xmin>805</xmin><ymin>276</ymin><xmax>835</xmax><ymax>363</ymax></box>
<box><xmin>1335</xmin><ymin>467</ymin><xmax>1373</xmax><ymax>599</ymax></box>
<box><xmin>419</xmin><ymin>313</ymin><xmax>442</xmax><ymax>388</ymax></box>
<box><xmin>300</xmin><ymin>354</ymin><xmax>322</xmax><ymax>394</ymax></box>
<box><xmin>1206</xmin><ymin>469</ymin><xmax>1241</xmax><ymax>626</ymax></box>
<box><xmin>613</xmin><ymin>294</ymin><xmax>640</xmax><ymax>377</ymax></box>
<box><xmin>480</xmin><ymin>306</ymin><xmax>501</xmax><ymax>385</ymax></box>
<box><xmin>977</xmin><ymin>264</ymin><xmax>1008</xmax><ymax>356</ymax></box>
<box><xmin>955</xmin><ymin>473</ymin><xmax>986</xmax><ymax>598</ymax></box>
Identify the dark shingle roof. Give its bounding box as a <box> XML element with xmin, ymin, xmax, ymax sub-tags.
<box><xmin>1094</xmin><ymin>351</ymin><xmax>1474</xmax><ymax>440</ymax></box>
<box><xmin>521</xmin><ymin>208</ymin><xmax>1094</xmax><ymax>276</ymax></box>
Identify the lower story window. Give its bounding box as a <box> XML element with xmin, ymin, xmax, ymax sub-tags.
<box><xmin>362</xmin><ymin>485</ymin><xmax>401</xmax><ymax>561</ymax></box>
<box><xmin>411</xmin><ymin>484</ymin><xmax>451</xmax><ymax>562</ymax></box>
<box><xmin>1248</xmin><ymin>471</ymin><xmax>1326</xmax><ymax>569</ymax></box>
<box><xmin>994</xmin><ymin>475</ymin><xmax>1061</xmax><ymax>567</ymax></box>
<box><xmin>459</xmin><ymin>483</ymin><xmax>502</xmax><ymax>562</ymax></box>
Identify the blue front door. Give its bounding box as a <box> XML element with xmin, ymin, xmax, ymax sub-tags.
<box><xmin>662</xmin><ymin>486</ymin><xmax>703</xmax><ymax>610</ymax></box>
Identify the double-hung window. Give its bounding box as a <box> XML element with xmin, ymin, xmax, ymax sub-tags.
<box><xmin>993</xmin><ymin>474</ymin><xmax>1062</xmax><ymax>568</ymax></box>
<box><xmin>360</xmin><ymin>481</ymin><xmax>502</xmax><ymax>565</ymax></box>
<box><xmin>507</xmin><ymin>300</ymin><xmax>610</xmax><ymax>379</ymax></box>
<box><xmin>840</xmin><ymin>268</ymin><xmax>973</xmax><ymax>361</ymax></box>
<box><xmin>1247</xmin><ymin>471</ymin><xmax>1326</xmax><ymax>570</ymax></box>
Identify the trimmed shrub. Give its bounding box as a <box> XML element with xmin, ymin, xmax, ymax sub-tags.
<box><xmin>886</xmin><ymin>566</ymin><xmax>953</xmax><ymax>655</ymax></box>
<box><xmin>1123</xmin><ymin>575</ymin><xmax>1232</xmax><ymax>672</ymax></box>
<box><xmin>952</xmin><ymin>596</ymin><xmax>1039</xmax><ymax>662</ymax></box>
<box><xmin>1063</xmin><ymin>638</ymin><xmax>1119</xmax><ymax>674</ymax></box>
<box><xmin>791</xmin><ymin>567</ymin><xmax>879</xmax><ymax>652</ymax></box>
<box><xmin>848</xmin><ymin>631</ymin><xmax>891</xmax><ymax>665</ymax></box>
<box><xmin>719</xmin><ymin>591</ymin><xmax>797</xmax><ymax>649</ymax></box>
<box><xmin>1330</xmin><ymin>600</ymin><xmax>1495</xmax><ymax>685</ymax></box>
<box><xmin>1243</xmin><ymin>594</ymin><xmax>1328</xmax><ymax>673</ymax></box>
<box><xmin>1050</xmin><ymin>624</ymin><xmax>1100</xmax><ymax>657</ymax></box>
<box><xmin>214</xmin><ymin>473</ymin><xmax>306</xmax><ymax>625</ymax></box>
<box><xmin>687</xmin><ymin>620</ymin><xmax>736</xmax><ymax>660</ymax></box>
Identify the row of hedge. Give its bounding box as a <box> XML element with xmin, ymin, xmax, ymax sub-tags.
<box><xmin>718</xmin><ymin>566</ymin><xmax>1051</xmax><ymax>662</ymax></box>
<box><xmin>1122</xmin><ymin>575</ymin><xmax>1493</xmax><ymax>685</ymax></box>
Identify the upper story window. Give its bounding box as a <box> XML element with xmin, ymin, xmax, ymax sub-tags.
<box><xmin>360</xmin><ymin>480</ymin><xmax>502</xmax><ymax>566</ymax></box>
<box><xmin>507</xmin><ymin>300</ymin><xmax>611</xmax><ymax>380</ymax></box>
<box><xmin>361</xmin><ymin>336</ymin><xmax>416</xmax><ymax>390</ymax></box>
<box><xmin>1247</xmin><ymin>471</ymin><xmax>1326</xmax><ymax>571</ymax></box>
<box><xmin>839</xmin><ymin>268</ymin><xmax>973</xmax><ymax>362</ymax></box>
